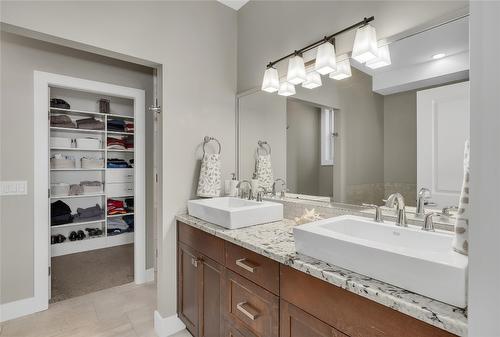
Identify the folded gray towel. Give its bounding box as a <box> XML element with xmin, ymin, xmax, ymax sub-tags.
<box><xmin>76</xmin><ymin>204</ymin><xmax>103</xmax><ymax>219</ymax></box>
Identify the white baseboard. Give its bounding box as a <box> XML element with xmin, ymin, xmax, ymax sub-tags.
<box><xmin>0</xmin><ymin>296</ymin><xmax>47</xmax><ymax>323</ymax></box>
<box><xmin>154</xmin><ymin>311</ymin><xmax>186</xmax><ymax>337</ymax></box>
<box><xmin>145</xmin><ymin>268</ymin><xmax>155</xmax><ymax>283</ymax></box>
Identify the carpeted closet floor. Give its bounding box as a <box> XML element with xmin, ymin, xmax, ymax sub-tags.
<box><xmin>50</xmin><ymin>244</ymin><xmax>134</xmax><ymax>303</ymax></box>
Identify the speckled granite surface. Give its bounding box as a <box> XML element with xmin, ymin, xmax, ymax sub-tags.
<box><xmin>176</xmin><ymin>213</ymin><xmax>467</xmax><ymax>336</ymax></box>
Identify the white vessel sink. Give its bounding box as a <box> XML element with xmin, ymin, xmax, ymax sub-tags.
<box><xmin>188</xmin><ymin>197</ymin><xmax>283</xmax><ymax>229</ymax></box>
<box><xmin>294</xmin><ymin>215</ymin><xmax>468</xmax><ymax>308</ymax></box>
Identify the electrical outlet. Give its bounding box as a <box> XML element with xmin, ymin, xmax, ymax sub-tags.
<box><xmin>0</xmin><ymin>181</ymin><xmax>28</xmax><ymax>196</ymax></box>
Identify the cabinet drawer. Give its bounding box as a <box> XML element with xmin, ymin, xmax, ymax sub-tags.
<box><xmin>223</xmin><ymin>270</ymin><xmax>279</xmax><ymax>337</ymax></box>
<box><xmin>223</xmin><ymin>319</ymin><xmax>258</xmax><ymax>337</ymax></box>
<box><xmin>178</xmin><ymin>222</ymin><xmax>224</xmax><ymax>264</ymax></box>
<box><xmin>106</xmin><ymin>182</ymin><xmax>134</xmax><ymax>197</ymax></box>
<box><xmin>106</xmin><ymin>168</ymin><xmax>134</xmax><ymax>183</ymax></box>
<box><xmin>225</xmin><ymin>242</ymin><xmax>279</xmax><ymax>295</ymax></box>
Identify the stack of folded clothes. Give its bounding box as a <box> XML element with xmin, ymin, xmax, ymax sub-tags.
<box><xmin>51</xmin><ymin>115</ymin><xmax>76</xmax><ymax>128</ymax></box>
<box><xmin>74</xmin><ymin>204</ymin><xmax>104</xmax><ymax>223</ymax></box>
<box><xmin>124</xmin><ymin>135</ymin><xmax>134</xmax><ymax>149</ymax></box>
<box><xmin>50</xmin><ymin>98</ymin><xmax>71</xmax><ymax>109</ymax></box>
<box><xmin>76</xmin><ymin>117</ymin><xmax>104</xmax><ymax>130</ymax></box>
<box><xmin>107</xmin><ymin>158</ymin><xmax>131</xmax><ymax>168</ymax></box>
<box><xmin>107</xmin><ymin>136</ymin><xmax>127</xmax><ymax>150</ymax></box>
<box><xmin>125</xmin><ymin>198</ymin><xmax>134</xmax><ymax>212</ymax></box>
<box><xmin>107</xmin><ymin>119</ymin><xmax>125</xmax><ymax>132</ymax></box>
<box><xmin>123</xmin><ymin>214</ymin><xmax>134</xmax><ymax>231</ymax></box>
<box><xmin>125</xmin><ymin>121</ymin><xmax>134</xmax><ymax>133</ymax></box>
<box><xmin>51</xmin><ymin>200</ymin><xmax>73</xmax><ymax>226</ymax></box>
<box><xmin>107</xmin><ymin>217</ymin><xmax>133</xmax><ymax>236</ymax></box>
<box><xmin>107</xmin><ymin>199</ymin><xmax>128</xmax><ymax>215</ymax></box>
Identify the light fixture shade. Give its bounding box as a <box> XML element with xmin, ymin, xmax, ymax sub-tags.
<box><xmin>315</xmin><ymin>42</ymin><xmax>337</xmax><ymax>75</ymax></box>
<box><xmin>329</xmin><ymin>57</ymin><xmax>352</xmax><ymax>80</ymax></box>
<box><xmin>352</xmin><ymin>24</ymin><xmax>378</xmax><ymax>63</ymax></box>
<box><xmin>278</xmin><ymin>81</ymin><xmax>296</xmax><ymax>96</ymax></box>
<box><xmin>287</xmin><ymin>55</ymin><xmax>307</xmax><ymax>85</ymax></box>
<box><xmin>261</xmin><ymin>67</ymin><xmax>280</xmax><ymax>93</ymax></box>
<box><xmin>366</xmin><ymin>44</ymin><xmax>391</xmax><ymax>69</ymax></box>
<box><xmin>302</xmin><ymin>71</ymin><xmax>322</xmax><ymax>89</ymax></box>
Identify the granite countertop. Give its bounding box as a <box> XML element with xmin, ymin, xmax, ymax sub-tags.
<box><xmin>176</xmin><ymin>213</ymin><xmax>468</xmax><ymax>336</ymax></box>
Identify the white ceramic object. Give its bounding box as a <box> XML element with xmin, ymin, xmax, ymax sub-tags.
<box><xmin>294</xmin><ymin>215</ymin><xmax>468</xmax><ymax>308</ymax></box>
<box><xmin>188</xmin><ymin>197</ymin><xmax>283</xmax><ymax>229</ymax></box>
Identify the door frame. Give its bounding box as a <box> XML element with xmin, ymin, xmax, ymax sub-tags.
<box><xmin>33</xmin><ymin>71</ymin><xmax>147</xmax><ymax>310</ymax></box>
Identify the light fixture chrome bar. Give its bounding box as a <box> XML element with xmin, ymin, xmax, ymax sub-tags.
<box><xmin>266</xmin><ymin>16</ymin><xmax>374</xmax><ymax>68</ymax></box>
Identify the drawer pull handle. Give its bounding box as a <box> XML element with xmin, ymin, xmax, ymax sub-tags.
<box><xmin>235</xmin><ymin>258</ymin><xmax>258</xmax><ymax>273</ymax></box>
<box><xmin>191</xmin><ymin>257</ymin><xmax>202</xmax><ymax>268</ymax></box>
<box><xmin>236</xmin><ymin>302</ymin><xmax>259</xmax><ymax>321</ymax></box>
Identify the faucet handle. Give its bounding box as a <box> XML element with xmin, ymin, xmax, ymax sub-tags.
<box><xmin>362</xmin><ymin>203</ymin><xmax>384</xmax><ymax>223</ymax></box>
<box><xmin>422</xmin><ymin>212</ymin><xmax>441</xmax><ymax>231</ymax></box>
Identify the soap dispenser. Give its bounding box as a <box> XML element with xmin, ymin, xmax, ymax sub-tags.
<box><xmin>228</xmin><ymin>173</ymin><xmax>239</xmax><ymax>197</ymax></box>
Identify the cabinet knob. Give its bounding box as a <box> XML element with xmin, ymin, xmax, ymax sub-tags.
<box><xmin>191</xmin><ymin>257</ymin><xmax>203</xmax><ymax>268</ymax></box>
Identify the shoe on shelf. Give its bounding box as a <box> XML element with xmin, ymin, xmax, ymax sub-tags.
<box><xmin>77</xmin><ymin>230</ymin><xmax>86</xmax><ymax>240</ymax></box>
<box><xmin>69</xmin><ymin>231</ymin><xmax>77</xmax><ymax>241</ymax></box>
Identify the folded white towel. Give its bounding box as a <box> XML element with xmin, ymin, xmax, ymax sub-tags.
<box><xmin>197</xmin><ymin>153</ymin><xmax>222</xmax><ymax>198</ymax></box>
<box><xmin>452</xmin><ymin>139</ymin><xmax>470</xmax><ymax>256</ymax></box>
<box><xmin>255</xmin><ymin>154</ymin><xmax>274</xmax><ymax>191</ymax></box>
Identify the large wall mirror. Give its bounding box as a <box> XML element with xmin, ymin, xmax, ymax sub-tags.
<box><xmin>237</xmin><ymin>15</ymin><xmax>469</xmax><ymax>210</ymax></box>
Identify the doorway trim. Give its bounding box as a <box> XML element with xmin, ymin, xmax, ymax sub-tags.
<box><xmin>33</xmin><ymin>71</ymin><xmax>147</xmax><ymax>311</ymax></box>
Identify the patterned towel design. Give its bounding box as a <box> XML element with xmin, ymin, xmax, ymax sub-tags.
<box><xmin>256</xmin><ymin>154</ymin><xmax>274</xmax><ymax>191</ymax></box>
<box><xmin>452</xmin><ymin>139</ymin><xmax>470</xmax><ymax>256</ymax></box>
<box><xmin>197</xmin><ymin>153</ymin><xmax>222</xmax><ymax>198</ymax></box>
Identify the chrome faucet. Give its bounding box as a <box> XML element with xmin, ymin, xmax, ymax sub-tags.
<box><xmin>385</xmin><ymin>193</ymin><xmax>407</xmax><ymax>227</ymax></box>
<box><xmin>422</xmin><ymin>212</ymin><xmax>440</xmax><ymax>232</ymax></box>
<box><xmin>236</xmin><ymin>180</ymin><xmax>252</xmax><ymax>200</ymax></box>
<box><xmin>362</xmin><ymin>203</ymin><xmax>383</xmax><ymax>223</ymax></box>
<box><xmin>256</xmin><ymin>187</ymin><xmax>266</xmax><ymax>202</ymax></box>
<box><xmin>272</xmin><ymin>178</ymin><xmax>286</xmax><ymax>198</ymax></box>
<box><xmin>416</xmin><ymin>188</ymin><xmax>431</xmax><ymax>217</ymax></box>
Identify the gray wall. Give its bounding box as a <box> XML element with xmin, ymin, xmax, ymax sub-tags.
<box><xmin>0</xmin><ymin>31</ymin><xmax>155</xmax><ymax>304</ymax></box>
<box><xmin>383</xmin><ymin>90</ymin><xmax>418</xmax><ymax>203</ymax></box>
<box><xmin>286</xmin><ymin>100</ymin><xmax>332</xmax><ymax>197</ymax></box>
<box><xmin>1</xmin><ymin>1</ymin><xmax>237</xmax><ymax>318</ymax></box>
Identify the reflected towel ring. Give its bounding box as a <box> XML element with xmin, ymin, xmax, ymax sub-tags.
<box><xmin>203</xmin><ymin>136</ymin><xmax>221</xmax><ymax>155</ymax></box>
<box><xmin>257</xmin><ymin>140</ymin><xmax>271</xmax><ymax>155</ymax></box>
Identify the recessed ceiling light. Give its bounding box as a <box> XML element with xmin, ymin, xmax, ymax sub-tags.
<box><xmin>433</xmin><ymin>53</ymin><xmax>446</xmax><ymax>60</ymax></box>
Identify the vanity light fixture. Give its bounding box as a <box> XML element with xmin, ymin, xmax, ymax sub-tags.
<box><xmin>287</xmin><ymin>54</ymin><xmax>307</xmax><ymax>85</ymax></box>
<box><xmin>433</xmin><ymin>53</ymin><xmax>446</xmax><ymax>60</ymax></box>
<box><xmin>302</xmin><ymin>71</ymin><xmax>322</xmax><ymax>89</ymax></box>
<box><xmin>329</xmin><ymin>56</ymin><xmax>352</xmax><ymax>80</ymax></box>
<box><xmin>352</xmin><ymin>24</ymin><xmax>379</xmax><ymax>63</ymax></box>
<box><xmin>366</xmin><ymin>44</ymin><xmax>391</xmax><ymax>69</ymax></box>
<box><xmin>261</xmin><ymin>67</ymin><xmax>280</xmax><ymax>93</ymax></box>
<box><xmin>278</xmin><ymin>81</ymin><xmax>296</xmax><ymax>96</ymax></box>
<box><xmin>315</xmin><ymin>40</ymin><xmax>337</xmax><ymax>75</ymax></box>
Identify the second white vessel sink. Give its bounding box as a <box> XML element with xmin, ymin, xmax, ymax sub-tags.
<box><xmin>294</xmin><ymin>215</ymin><xmax>468</xmax><ymax>308</ymax></box>
<box><xmin>188</xmin><ymin>197</ymin><xmax>283</xmax><ymax>229</ymax></box>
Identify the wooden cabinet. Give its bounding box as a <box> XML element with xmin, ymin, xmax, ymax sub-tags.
<box><xmin>280</xmin><ymin>300</ymin><xmax>348</xmax><ymax>337</ymax></box>
<box><xmin>177</xmin><ymin>222</ymin><xmax>458</xmax><ymax>337</ymax></box>
<box><xmin>178</xmin><ymin>241</ymin><xmax>223</xmax><ymax>337</ymax></box>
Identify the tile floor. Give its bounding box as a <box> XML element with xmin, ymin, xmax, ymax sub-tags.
<box><xmin>0</xmin><ymin>282</ymin><xmax>192</xmax><ymax>337</ymax></box>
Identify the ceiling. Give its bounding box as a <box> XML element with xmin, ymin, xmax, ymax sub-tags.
<box><xmin>217</xmin><ymin>0</ymin><xmax>249</xmax><ymax>11</ymax></box>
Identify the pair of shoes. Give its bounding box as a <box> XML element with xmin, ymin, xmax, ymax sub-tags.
<box><xmin>85</xmin><ymin>227</ymin><xmax>103</xmax><ymax>237</ymax></box>
<box><xmin>69</xmin><ymin>230</ymin><xmax>86</xmax><ymax>241</ymax></box>
<box><xmin>51</xmin><ymin>234</ymin><xmax>66</xmax><ymax>244</ymax></box>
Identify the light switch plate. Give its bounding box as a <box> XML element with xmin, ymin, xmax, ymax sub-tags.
<box><xmin>0</xmin><ymin>181</ymin><xmax>28</xmax><ymax>196</ymax></box>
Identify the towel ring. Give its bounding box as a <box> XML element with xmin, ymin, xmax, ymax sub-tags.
<box><xmin>257</xmin><ymin>140</ymin><xmax>271</xmax><ymax>155</ymax></box>
<box><xmin>203</xmin><ymin>136</ymin><xmax>221</xmax><ymax>155</ymax></box>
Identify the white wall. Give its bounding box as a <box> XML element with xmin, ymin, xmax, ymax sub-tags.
<box><xmin>0</xmin><ymin>0</ymin><xmax>237</xmax><ymax>319</ymax></box>
<box><xmin>469</xmin><ymin>2</ymin><xmax>500</xmax><ymax>336</ymax></box>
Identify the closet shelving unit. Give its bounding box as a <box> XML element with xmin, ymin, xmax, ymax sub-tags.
<box><xmin>49</xmin><ymin>89</ymin><xmax>136</xmax><ymax>257</ymax></box>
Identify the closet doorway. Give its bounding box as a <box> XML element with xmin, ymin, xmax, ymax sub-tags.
<box><xmin>34</xmin><ymin>72</ymin><xmax>149</xmax><ymax>305</ymax></box>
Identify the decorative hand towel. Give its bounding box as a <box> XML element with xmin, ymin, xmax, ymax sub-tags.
<box><xmin>197</xmin><ymin>153</ymin><xmax>222</xmax><ymax>198</ymax></box>
<box><xmin>452</xmin><ymin>139</ymin><xmax>470</xmax><ymax>256</ymax></box>
<box><xmin>256</xmin><ymin>154</ymin><xmax>274</xmax><ymax>191</ymax></box>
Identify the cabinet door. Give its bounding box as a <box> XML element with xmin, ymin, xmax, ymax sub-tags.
<box><xmin>199</xmin><ymin>256</ymin><xmax>224</xmax><ymax>337</ymax></box>
<box><xmin>280</xmin><ymin>300</ymin><xmax>349</xmax><ymax>337</ymax></box>
<box><xmin>178</xmin><ymin>242</ymin><xmax>201</xmax><ymax>337</ymax></box>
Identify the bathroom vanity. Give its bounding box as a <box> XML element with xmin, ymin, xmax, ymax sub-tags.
<box><xmin>176</xmin><ymin>212</ymin><xmax>467</xmax><ymax>337</ymax></box>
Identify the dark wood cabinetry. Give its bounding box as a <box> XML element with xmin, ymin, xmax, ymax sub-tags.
<box><xmin>177</xmin><ymin>221</ymin><xmax>458</xmax><ymax>337</ymax></box>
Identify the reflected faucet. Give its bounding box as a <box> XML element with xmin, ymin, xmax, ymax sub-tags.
<box><xmin>416</xmin><ymin>188</ymin><xmax>431</xmax><ymax>217</ymax></box>
<box><xmin>236</xmin><ymin>180</ymin><xmax>252</xmax><ymax>200</ymax></box>
<box><xmin>384</xmin><ymin>193</ymin><xmax>407</xmax><ymax>227</ymax></box>
<box><xmin>272</xmin><ymin>178</ymin><xmax>286</xmax><ymax>198</ymax></box>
